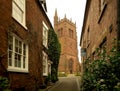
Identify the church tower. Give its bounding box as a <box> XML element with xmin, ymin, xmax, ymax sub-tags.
<box><xmin>54</xmin><ymin>10</ymin><xmax>79</xmax><ymax>74</ymax></box>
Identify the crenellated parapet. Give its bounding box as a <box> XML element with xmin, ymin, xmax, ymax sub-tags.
<box><xmin>57</xmin><ymin>15</ymin><xmax>76</xmax><ymax>26</ymax></box>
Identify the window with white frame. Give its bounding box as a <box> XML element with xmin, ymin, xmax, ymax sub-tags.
<box><xmin>8</xmin><ymin>34</ymin><xmax>28</xmax><ymax>72</ymax></box>
<box><xmin>12</xmin><ymin>0</ymin><xmax>26</xmax><ymax>27</ymax></box>
<box><xmin>42</xmin><ymin>51</ymin><xmax>48</xmax><ymax>76</ymax></box>
<box><xmin>42</xmin><ymin>21</ymin><xmax>48</xmax><ymax>48</ymax></box>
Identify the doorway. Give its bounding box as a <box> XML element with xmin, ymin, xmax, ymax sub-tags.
<box><xmin>68</xmin><ymin>58</ymin><xmax>73</xmax><ymax>74</ymax></box>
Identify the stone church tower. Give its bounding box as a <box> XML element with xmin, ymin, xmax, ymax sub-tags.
<box><xmin>54</xmin><ymin>9</ymin><xmax>79</xmax><ymax>74</ymax></box>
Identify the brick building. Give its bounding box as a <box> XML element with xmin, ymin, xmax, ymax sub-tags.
<box><xmin>80</xmin><ymin>0</ymin><xmax>120</xmax><ymax>72</ymax></box>
<box><xmin>54</xmin><ymin>10</ymin><xmax>80</xmax><ymax>74</ymax></box>
<box><xmin>0</xmin><ymin>0</ymin><xmax>52</xmax><ymax>91</ymax></box>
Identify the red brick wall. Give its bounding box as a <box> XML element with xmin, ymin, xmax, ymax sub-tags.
<box><xmin>0</xmin><ymin>0</ymin><xmax>52</xmax><ymax>90</ymax></box>
<box><xmin>81</xmin><ymin>0</ymin><xmax>117</xmax><ymax>62</ymax></box>
<box><xmin>54</xmin><ymin>16</ymin><xmax>79</xmax><ymax>74</ymax></box>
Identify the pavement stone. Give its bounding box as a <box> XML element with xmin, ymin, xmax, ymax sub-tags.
<box><xmin>39</xmin><ymin>75</ymin><xmax>81</xmax><ymax>91</ymax></box>
<box><xmin>47</xmin><ymin>76</ymin><xmax>80</xmax><ymax>91</ymax></box>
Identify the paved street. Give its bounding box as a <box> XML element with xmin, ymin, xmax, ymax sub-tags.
<box><xmin>47</xmin><ymin>76</ymin><xmax>80</xmax><ymax>91</ymax></box>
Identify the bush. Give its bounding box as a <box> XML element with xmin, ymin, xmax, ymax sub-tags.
<box><xmin>58</xmin><ymin>72</ymin><xmax>67</xmax><ymax>77</ymax></box>
<box><xmin>51</xmin><ymin>74</ymin><xmax>58</xmax><ymax>83</ymax></box>
<box><xmin>0</xmin><ymin>76</ymin><xmax>9</xmax><ymax>91</ymax></box>
<box><xmin>81</xmin><ymin>44</ymin><xmax>120</xmax><ymax>91</ymax></box>
<box><xmin>45</xmin><ymin>74</ymin><xmax>51</xmax><ymax>85</ymax></box>
<box><xmin>75</xmin><ymin>72</ymin><xmax>81</xmax><ymax>76</ymax></box>
<box><xmin>48</xmin><ymin>28</ymin><xmax>61</xmax><ymax>84</ymax></box>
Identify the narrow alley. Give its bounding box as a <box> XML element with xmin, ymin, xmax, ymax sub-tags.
<box><xmin>47</xmin><ymin>76</ymin><xmax>80</xmax><ymax>91</ymax></box>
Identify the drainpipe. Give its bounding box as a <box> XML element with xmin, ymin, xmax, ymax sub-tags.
<box><xmin>117</xmin><ymin>0</ymin><xmax>120</xmax><ymax>51</ymax></box>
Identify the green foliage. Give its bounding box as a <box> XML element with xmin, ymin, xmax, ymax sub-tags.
<box><xmin>75</xmin><ymin>72</ymin><xmax>81</xmax><ymax>76</ymax></box>
<box><xmin>58</xmin><ymin>72</ymin><xmax>67</xmax><ymax>77</ymax></box>
<box><xmin>51</xmin><ymin>68</ymin><xmax>58</xmax><ymax>83</ymax></box>
<box><xmin>0</xmin><ymin>76</ymin><xmax>9</xmax><ymax>90</ymax></box>
<box><xmin>45</xmin><ymin>73</ymin><xmax>51</xmax><ymax>85</ymax></box>
<box><xmin>48</xmin><ymin>28</ymin><xmax>61</xmax><ymax>83</ymax></box>
<box><xmin>48</xmin><ymin>28</ymin><xmax>61</xmax><ymax>63</ymax></box>
<box><xmin>81</xmin><ymin>41</ymin><xmax>120</xmax><ymax>91</ymax></box>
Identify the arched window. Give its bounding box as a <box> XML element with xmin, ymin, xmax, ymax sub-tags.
<box><xmin>57</xmin><ymin>28</ymin><xmax>63</xmax><ymax>37</ymax></box>
<box><xmin>69</xmin><ymin>29</ymin><xmax>73</xmax><ymax>38</ymax></box>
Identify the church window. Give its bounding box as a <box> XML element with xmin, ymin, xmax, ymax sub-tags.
<box><xmin>58</xmin><ymin>28</ymin><xmax>63</xmax><ymax>37</ymax></box>
<box><xmin>69</xmin><ymin>29</ymin><xmax>73</xmax><ymax>38</ymax></box>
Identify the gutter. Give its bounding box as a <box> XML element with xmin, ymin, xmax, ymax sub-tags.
<box><xmin>37</xmin><ymin>0</ymin><xmax>53</xmax><ymax>29</ymax></box>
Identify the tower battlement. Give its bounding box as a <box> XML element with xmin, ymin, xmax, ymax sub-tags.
<box><xmin>58</xmin><ymin>17</ymin><xmax>76</xmax><ymax>26</ymax></box>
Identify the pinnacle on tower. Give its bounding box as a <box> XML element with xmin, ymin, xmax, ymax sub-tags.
<box><xmin>64</xmin><ymin>14</ymin><xmax>66</xmax><ymax>19</ymax></box>
<box><xmin>54</xmin><ymin>9</ymin><xmax>58</xmax><ymax>28</ymax></box>
<box><xmin>55</xmin><ymin>8</ymin><xmax>58</xmax><ymax>17</ymax></box>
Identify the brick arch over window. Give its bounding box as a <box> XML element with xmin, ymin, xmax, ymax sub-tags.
<box><xmin>68</xmin><ymin>58</ymin><xmax>74</xmax><ymax>74</ymax></box>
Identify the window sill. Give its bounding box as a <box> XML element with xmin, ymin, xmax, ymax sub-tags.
<box><xmin>12</xmin><ymin>16</ymin><xmax>28</xmax><ymax>30</ymax></box>
<box><xmin>98</xmin><ymin>3</ymin><xmax>107</xmax><ymax>24</ymax></box>
<box><xmin>7</xmin><ymin>67</ymin><xmax>29</xmax><ymax>73</ymax></box>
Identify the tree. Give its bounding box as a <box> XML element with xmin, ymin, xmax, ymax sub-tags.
<box><xmin>48</xmin><ymin>28</ymin><xmax>61</xmax><ymax>82</ymax></box>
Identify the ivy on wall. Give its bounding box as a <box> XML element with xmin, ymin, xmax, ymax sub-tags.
<box><xmin>48</xmin><ymin>28</ymin><xmax>61</xmax><ymax>82</ymax></box>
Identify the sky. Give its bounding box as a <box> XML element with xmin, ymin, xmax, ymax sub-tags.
<box><xmin>46</xmin><ymin>0</ymin><xmax>87</xmax><ymax>62</ymax></box>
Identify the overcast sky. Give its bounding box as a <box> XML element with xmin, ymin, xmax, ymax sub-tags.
<box><xmin>46</xmin><ymin>0</ymin><xmax>87</xmax><ymax>62</ymax></box>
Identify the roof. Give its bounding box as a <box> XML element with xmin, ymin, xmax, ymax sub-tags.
<box><xmin>39</xmin><ymin>0</ymin><xmax>47</xmax><ymax>12</ymax></box>
<box><xmin>37</xmin><ymin>0</ymin><xmax>53</xmax><ymax>29</ymax></box>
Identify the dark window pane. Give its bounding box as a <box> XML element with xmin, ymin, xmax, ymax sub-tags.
<box><xmin>23</xmin><ymin>57</ymin><xmax>25</xmax><ymax>68</ymax></box>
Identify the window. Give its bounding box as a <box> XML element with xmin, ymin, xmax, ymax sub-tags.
<box><xmin>87</xmin><ymin>28</ymin><xmax>90</xmax><ymax>46</ymax></box>
<box><xmin>99</xmin><ymin>0</ymin><xmax>106</xmax><ymax>13</ymax></box>
<box><xmin>101</xmin><ymin>0</ymin><xmax>106</xmax><ymax>11</ymax></box>
<box><xmin>12</xmin><ymin>0</ymin><xmax>26</xmax><ymax>27</ymax></box>
<box><xmin>8</xmin><ymin>34</ymin><xmax>28</xmax><ymax>72</ymax></box>
<box><xmin>69</xmin><ymin>29</ymin><xmax>73</xmax><ymax>38</ymax></box>
<box><xmin>98</xmin><ymin>0</ymin><xmax>107</xmax><ymax>23</ymax></box>
<box><xmin>57</xmin><ymin>28</ymin><xmax>63</xmax><ymax>37</ymax></box>
<box><xmin>43</xmin><ymin>21</ymin><xmax>48</xmax><ymax>48</ymax></box>
<box><xmin>43</xmin><ymin>51</ymin><xmax>48</xmax><ymax>76</ymax></box>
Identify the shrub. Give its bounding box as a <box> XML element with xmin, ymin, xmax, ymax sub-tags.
<box><xmin>48</xmin><ymin>28</ymin><xmax>61</xmax><ymax>83</ymax></box>
<box><xmin>45</xmin><ymin>73</ymin><xmax>51</xmax><ymax>85</ymax></box>
<box><xmin>58</xmin><ymin>72</ymin><xmax>67</xmax><ymax>77</ymax></box>
<box><xmin>0</xmin><ymin>76</ymin><xmax>9</xmax><ymax>91</ymax></box>
<box><xmin>81</xmin><ymin>44</ymin><xmax>120</xmax><ymax>91</ymax></box>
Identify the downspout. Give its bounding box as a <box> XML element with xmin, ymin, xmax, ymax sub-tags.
<box><xmin>117</xmin><ymin>0</ymin><xmax>120</xmax><ymax>51</ymax></box>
